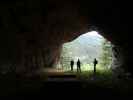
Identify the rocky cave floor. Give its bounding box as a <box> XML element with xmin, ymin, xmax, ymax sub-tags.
<box><xmin>0</xmin><ymin>71</ymin><xmax>133</xmax><ymax>98</ymax></box>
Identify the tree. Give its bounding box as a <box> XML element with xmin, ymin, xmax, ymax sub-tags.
<box><xmin>59</xmin><ymin>45</ymin><xmax>72</xmax><ymax>70</ymax></box>
<box><xmin>99</xmin><ymin>39</ymin><xmax>112</xmax><ymax>69</ymax></box>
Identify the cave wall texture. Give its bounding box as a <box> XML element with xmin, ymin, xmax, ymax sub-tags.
<box><xmin>0</xmin><ymin>0</ymin><xmax>131</xmax><ymax>76</ymax></box>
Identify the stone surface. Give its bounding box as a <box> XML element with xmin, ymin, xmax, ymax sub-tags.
<box><xmin>0</xmin><ymin>0</ymin><xmax>131</xmax><ymax>76</ymax></box>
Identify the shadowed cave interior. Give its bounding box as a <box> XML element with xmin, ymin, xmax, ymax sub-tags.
<box><xmin>0</xmin><ymin>0</ymin><xmax>132</xmax><ymax>98</ymax></box>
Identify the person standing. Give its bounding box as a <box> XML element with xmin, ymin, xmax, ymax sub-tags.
<box><xmin>93</xmin><ymin>58</ymin><xmax>98</xmax><ymax>74</ymax></box>
<box><xmin>77</xmin><ymin>59</ymin><xmax>81</xmax><ymax>72</ymax></box>
<box><xmin>70</xmin><ymin>60</ymin><xmax>74</xmax><ymax>71</ymax></box>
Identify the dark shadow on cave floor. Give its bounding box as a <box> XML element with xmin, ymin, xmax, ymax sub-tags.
<box><xmin>1</xmin><ymin>68</ymin><xmax>133</xmax><ymax>98</ymax></box>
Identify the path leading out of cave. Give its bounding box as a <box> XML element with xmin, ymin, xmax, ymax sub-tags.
<box><xmin>43</xmin><ymin>68</ymin><xmax>80</xmax><ymax>81</ymax></box>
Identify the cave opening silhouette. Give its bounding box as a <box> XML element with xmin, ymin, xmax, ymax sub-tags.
<box><xmin>0</xmin><ymin>0</ymin><xmax>132</xmax><ymax>98</ymax></box>
<box><xmin>57</xmin><ymin>31</ymin><xmax>113</xmax><ymax>72</ymax></box>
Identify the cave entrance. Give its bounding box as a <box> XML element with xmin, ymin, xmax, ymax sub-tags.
<box><xmin>57</xmin><ymin>31</ymin><xmax>113</xmax><ymax>74</ymax></box>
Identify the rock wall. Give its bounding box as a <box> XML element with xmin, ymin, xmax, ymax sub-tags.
<box><xmin>0</xmin><ymin>0</ymin><xmax>131</xmax><ymax>76</ymax></box>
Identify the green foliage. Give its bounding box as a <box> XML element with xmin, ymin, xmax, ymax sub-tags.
<box><xmin>59</xmin><ymin>45</ymin><xmax>72</xmax><ymax>69</ymax></box>
<box><xmin>63</xmin><ymin>70</ymin><xmax>113</xmax><ymax>81</ymax></box>
<box><xmin>99</xmin><ymin>39</ymin><xmax>112</xmax><ymax>69</ymax></box>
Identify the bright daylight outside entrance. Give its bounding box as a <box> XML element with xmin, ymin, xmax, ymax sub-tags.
<box><xmin>57</xmin><ymin>31</ymin><xmax>113</xmax><ymax>73</ymax></box>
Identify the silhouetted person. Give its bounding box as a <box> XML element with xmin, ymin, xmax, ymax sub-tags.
<box><xmin>70</xmin><ymin>60</ymin><xmax>74</xmax><ymax>71</ymax></box>
<box><xmin>93</xmin><ymin>58</ymin><xmax>98</xmax><ymax>74</ymax></box>
<box><xmin>77</xmin><ymin>59</ymin><xmax>81</xmax><ymax>72</ymax></box>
